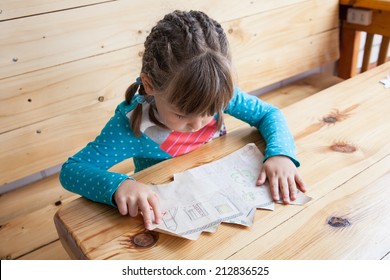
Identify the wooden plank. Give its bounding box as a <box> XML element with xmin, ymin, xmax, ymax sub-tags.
<box><xmin>0</xmin><ymin>150</ymin><xmax>133</xmax><ymax>224</ymax></box>
<box><xmin>228</xmin><ymin>0</ymin><xmax>339</xmax><ymax>89</ymax></box>
<box><xmin>229</xmin><ymin>155</ymin><xmax>390</xmax><ymax>259</ymax></box>
<box><xmin>0</xmin><ymin>0</ymin><xmax>306</xmax><ymax>79</ymax></box>
<box><xmin>0</xmin><ymin>174</ymin><xmax>76</xmax><ymax>225</ymax></box>
<box><xmin>17</xmin><ymin>240</ymin><xmax>71</xmax><ymax>260</ymax></box>
<box><xmin>260</xmin><ymin>73</ymin><xmax>343</xmax><ymax>108</ymax></box>
<box><xmin>53</xmin><ymin>63</ymin><xmax>390</xmax><ymax>259</ymax></box>
<box><xmin>0</xmin><ymin>96</ymin><xmax>140</xmax><ymax>186</ymax></box>
<box><xmin>0</xmin><ymin>0</ymin><xmax>339</xmax><ymax>134</ymax></box>
<box><xmin>0</xmin><ymin>196</ymin><xmax>76</xmax><ymax>259</ymax></box>
<box><xmin>0</xmin><ymin>45</ymin><xmax>142</xmax><ymax>134</ymax></box>
<box><xmin>0</xmin><ymin>0</ymin><xmax>114</xmax><ymax>21</ymax></box>
<box><xmin>235</xmin><ymin>29</ymin><xmax>339</xmax><ymax>91</ymax></box>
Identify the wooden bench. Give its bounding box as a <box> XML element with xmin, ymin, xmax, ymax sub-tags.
<box><xmin>0</xmin><ymin>0</ymin><xmax>342</xmax><ymax>259</ymax></box>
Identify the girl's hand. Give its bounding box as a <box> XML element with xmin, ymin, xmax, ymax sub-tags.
<box><xmin>256</xmin><ymin>156</ymin><xmax>306</xmax><ymax>204</ymax></box>
<box><xmin>114</xmin><ymin>179</ymin><xmax>162</xmax><ymax>230</ymax></box>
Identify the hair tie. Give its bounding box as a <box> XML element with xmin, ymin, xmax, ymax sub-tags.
<box><xmin>135</xmin><ymin>77</ymin><xmax>142</xmax><ymax>85</ymax></box>
<box><xmin>135</xmin><ymin>94</ymin><xmax>146</xmax><ymax>104</ymax></box>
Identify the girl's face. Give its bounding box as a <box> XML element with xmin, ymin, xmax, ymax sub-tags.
<box><xmin>153</xmin><ymin>95</ymin><xmax>214</xmax><ymax>132</ymax></box>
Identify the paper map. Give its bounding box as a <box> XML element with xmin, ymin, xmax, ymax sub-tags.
<box><xmin>149</xmin><ymin>143</ymin><xmax>311</xmax><ymax>240</ymax></box>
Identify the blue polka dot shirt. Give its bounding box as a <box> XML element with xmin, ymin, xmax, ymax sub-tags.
<box><xmin>59</xmin><ymin>87</ymin><xmax>299</xmax><ymax>207</ymax></box>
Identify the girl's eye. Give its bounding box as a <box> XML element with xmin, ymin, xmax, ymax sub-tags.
<box><xmin>176</xmin><ymin>114</ymin><xmax>185</xmax><ymax>119</ymax></box>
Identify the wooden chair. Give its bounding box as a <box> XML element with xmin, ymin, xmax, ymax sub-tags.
<box><xmin>338</xmin><ymin>0</ymin><xmax>390</xmax><ymax>78</ymax></box>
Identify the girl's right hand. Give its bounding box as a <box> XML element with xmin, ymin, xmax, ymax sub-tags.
<box><xmin>114</xmin><ymin>179</ymin><xmax>162</xmax><ymax>230</ymax></box>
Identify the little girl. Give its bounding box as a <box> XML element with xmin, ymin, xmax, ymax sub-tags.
<box><xmin>60</xmin><ymin>10</ymin><xmax>306</xmax><ymax>230</ymax></box>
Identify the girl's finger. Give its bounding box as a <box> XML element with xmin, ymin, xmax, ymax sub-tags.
<box><xmin>269</xmin><ymin>176</ymin><xmax>280</xmax><ymax>201</ymax></box>
<box><xmin>116</xmin><ymin>197</ymin><xmax>128</xmax><ymax>215</ymax></box>
<box><xmin>257</xmin><ymin>167</ymin><xmax>267</xmax><ymax>186</ymax></box>
<box><xmin>288</xmin><ymin>177</ymin><xmax>297</xmax><ymax>201</ymax></box>
<box><xmin>128</xmin><ymin>197</ymin><xmax>139</xmax><ymax>217</ymax></box>
<box><xmin>279</xmin><ymin>178</ymin><xmax>289</xmax><ymax>204</ymax></box>
<box><xmin>148</xmin><ymin>193</ymin><xmax>162</xmax><ymax>224</ymax></box>
<box><xmin>138</xmin><ymin>198</ymin><xmax>153</xmax><ymax>230</ymax></box>
<box><xmin>295</xmin><ymin>173</ymin><xmax>306</xmax><ymax>192</ymax></box>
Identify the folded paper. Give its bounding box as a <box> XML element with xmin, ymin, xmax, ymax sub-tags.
<box><xmin>148</xmin><ymin>143</ymin><xmax>311</xmax><ymax>240</ymax></box>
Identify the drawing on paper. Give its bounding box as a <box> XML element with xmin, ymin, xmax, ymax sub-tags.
<box><xmin>231</xmin><ymin>168</ymin><xmax>256</xmax><ymax>186</ymax></box>
<box><xmin>184</xmin><ymin>203</ymin><xmax>209</xmax><ymax>221</ymax></box>
<box><xmin>215</xmin><ymin>203</ymin><xmax>234</xmax><ymax>214</ymax></box>
<box><xmin>162</xmin><ymin>207</ymin><xmax>178</xmax><ymax>231</ymax></box>
<box><xmin>149</xmin><ymin>143</ymin><xmax>312</xmax><ymax>240</ymax></box>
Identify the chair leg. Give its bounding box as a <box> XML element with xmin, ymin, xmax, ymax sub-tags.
<box><xmin>378</xmin><ymin>36</ymin><xmax>390</xmax><ymax>65</ymax></box>
<box><xmin>361</xmin><ymin>33</ymin><xmax>374</xmax><ymax>73</ymax></box>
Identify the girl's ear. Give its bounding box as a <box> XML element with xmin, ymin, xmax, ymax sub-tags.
<box><xmin>140</xmin><ymin>73</ymin><xmax>156</xmax><ymax>95</ymax></box>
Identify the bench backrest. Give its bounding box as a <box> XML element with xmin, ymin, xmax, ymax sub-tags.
<box><xmin>0</xmin><ymin>0</ymin><xmax>339</xmax><ymax>189</ymax></box>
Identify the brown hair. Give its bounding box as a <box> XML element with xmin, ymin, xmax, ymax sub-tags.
<box><xmin>125</xmin><ymin>10</ymin><xmax>233</xmax><ymax>136</ymax></box>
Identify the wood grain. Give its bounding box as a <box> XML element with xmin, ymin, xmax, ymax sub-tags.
<box><xmin>0</xmin><ymin>0</ymin><xmax>112</xmax><ymax>21</ymax></box>
<box><xmin>54</xmin><ymin>63</ymin><xmax>390</xmax><ymax>259</ymax></box>
<box><xmin>0</xmin><ymin>0</ymin><xmax>344</xmax><ymax>259</ymax></box>
<box><xmin>0</xmin><ymin>0</ymin><xmax>339</xmax><ymax>186</ymax></box>
<box><xmin>17</xmin><ymin>240</ymin><xmax>71</xmax><ymax>260</ymax></box>
<box><xmin>0</xmin><ymin>0</ymin><xmax>338</xmax><ymax>133</ymax></box>
<box><xmin>229</xmin><ymin>155</ymin><xmax>390</xmax><ymax>259</ymax></box>
<box><xmin>260</xmin><ymin>73</ymin><xmax>343</xmax><ymax>108</ymax></box>
<box><xmin>0</xmin><ymin>196</ymin><xmax>76</xmax><ymax>259</ymax></box>
<box><xmin>0</xmin><ymin>0</ymin><xmax>308</xmax><ymax>79</ymax></box>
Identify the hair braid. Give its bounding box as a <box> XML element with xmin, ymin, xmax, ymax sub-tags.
<box><xmin>127</xmin><ymin>10</ymin><xmax>233</xmax><ymax>136</ymax></box>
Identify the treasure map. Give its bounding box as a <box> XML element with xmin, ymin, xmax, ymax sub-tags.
<box><xmin>149</xmin><ymin>143</ymin><xmax>311</xmax><ymax>240</ymax></box>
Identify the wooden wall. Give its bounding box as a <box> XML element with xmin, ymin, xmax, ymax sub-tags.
<box><xmin>0</xmin><ymin>0</ymin><xmax>339</xmax><ymax>188</ymax></box>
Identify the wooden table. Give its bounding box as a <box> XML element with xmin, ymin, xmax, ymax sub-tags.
<box><xmin>55</xmin><ymin>62</ymin><xmax>390</xmax><ymax>260</ymax></box>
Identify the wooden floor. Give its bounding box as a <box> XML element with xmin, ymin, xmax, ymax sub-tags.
<box><xmin>0</xmin><ymin>74</ymin><xmax>342</xmax><ymax>260</ymax></box>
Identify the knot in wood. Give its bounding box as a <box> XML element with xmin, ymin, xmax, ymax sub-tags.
<box><xmin>131</xmin><ymin>232</ymin><xmax>158</xmax><ymax>248</ymax></box>
<box><xmin>327</xmin><ymin>216</ymin><xmax>351</xmax><ymax>227</ymax></box>
<box><xmin>330</xmin><ymin>143</ymin><xmax>357</xmax><ymax>153</ymax></box>
<box><xmin>323</xmin><ymin>116</ymin><xmax>337</xmax><ymax>123</ymax></box>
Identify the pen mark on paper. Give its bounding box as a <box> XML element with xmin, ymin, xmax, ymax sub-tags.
<box><xmin>231</xmin><ymin>168</ymin><xmax>256</xmax><ymax>186</ymax></box>
<box><xmin>162</xmin><ymin>207</ymin><xmax>178</xmax><ymax>231</ymax></box>
<box><xmin>184</xmin><ymin>203</ymin><xmax>209</xmax><ymax>221</ymax></box>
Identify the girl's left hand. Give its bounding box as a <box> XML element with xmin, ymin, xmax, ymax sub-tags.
<box><xmin>256</xmin><ymin>156</ymin><xmax>306</xmax><ymax>204</ymax></box>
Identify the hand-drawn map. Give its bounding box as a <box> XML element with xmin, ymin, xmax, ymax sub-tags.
<box><xmin>149</xmin><ymin>143</ymin><xmax>311</xmax><ymax>240</ymax></box>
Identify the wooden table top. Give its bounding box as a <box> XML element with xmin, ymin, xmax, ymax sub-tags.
<box><xmin>55</xmin><ymin>62</ymin><xmax>390</xmax><ymax>260</ymax></box>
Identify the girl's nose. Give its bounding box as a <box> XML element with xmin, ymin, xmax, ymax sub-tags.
<box><xmin>189</xmin><ymin>117</ymin><xmax>204</xmax><ymax>131</ymax></box>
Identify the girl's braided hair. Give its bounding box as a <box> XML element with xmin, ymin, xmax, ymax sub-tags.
<box><xmin>125</xmin><ymin>10</ymin><xmax>233</xmax><ymax>136</ymax></box>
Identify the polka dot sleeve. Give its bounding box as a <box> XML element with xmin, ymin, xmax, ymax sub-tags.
<box><xmin>59</xmin><ymin>106</ymin><xmax>142</xmax><ymax>207</ymax></box>
<box><xmin>225</xmin><ymin>87</ymin><xmax>300</xmax><ymax>167</ymax></box>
